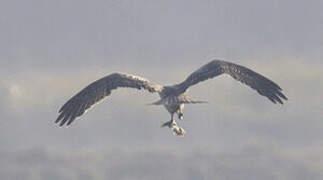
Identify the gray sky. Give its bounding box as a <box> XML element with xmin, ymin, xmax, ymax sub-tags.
<box><xmin>1</xmin><ymin>0</ymin><xmax>323</xmax><ymax>179</ymax></box>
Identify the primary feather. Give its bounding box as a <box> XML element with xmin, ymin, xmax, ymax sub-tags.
<box><xmin>56</xmin><ymin>59</ymin><xmax>287</xmax><ymax>128</ymax></box>
<box><xmin>177</xmin><ymin>60</ymin><xmax>287</xmax><ymax>104</ymax></box>
<box><xmin>56</xmin><ymin>73</ymin><xmax>163</xmax><ymax>126</ymax></box>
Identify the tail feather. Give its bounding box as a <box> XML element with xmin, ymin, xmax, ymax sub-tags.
<box><xmin>146</xmin><ymin>99</ymin><xmax>163</xmax><ymax>105</ymax></box>
<box><xmin>147</xmin><ymin>95</ymin><xmax>208</xmax><ymax>106</ymax></box>
<box><xmin>179</xmin><ymin>95</ymin><xmax>208</xmax><ymax>104</ymax></box>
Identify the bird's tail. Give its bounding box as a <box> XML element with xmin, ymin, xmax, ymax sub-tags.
<box><xmin>179</xmin><ymin>95</ymin><xmax>208</xmax><ymax>104</ymax></box>
<box><xmin>185</xmin><ymin>99</ymin><xmax>208</xmax><ymax>104</ymax></box>
<box><xmin>147</xmin><ymin>96</ymin><xmax>208</xmax><ymax>105</ymax></box>
<box><xmin>146</xmin><ymin>99</ymin><xmax>163</xmax><ymax>105</ymax></box>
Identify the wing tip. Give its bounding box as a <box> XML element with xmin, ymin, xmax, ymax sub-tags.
<box><xmin>55</xmin><ymin>117</ymin><xmax>75</xmax><ymax>127</ymax></box>
<box><xmin>267</xmin><ymin>90</ymin><xmax>287</xmax><ymax>105</ymax></box>
<box><xmin>55</xmin><ymin>114</ymin><xmax>68</xmax><ymax>127</ymax></box>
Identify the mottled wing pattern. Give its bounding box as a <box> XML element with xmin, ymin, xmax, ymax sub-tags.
<box><xmin>178</xmin><ymin>60</ymin><xmax>287</xmax><ymax>104</ymax></box>
<box><xmin>56</xmin><ymin>73</ymin><xmax>163</xmax><ymax>126</ymax></box>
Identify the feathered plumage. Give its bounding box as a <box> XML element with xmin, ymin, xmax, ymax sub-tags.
<box><xmin>177</xmin><ymin>60</ymin><xmax>287</xmax><ymax>104</ymax></box>
<box><xmin>56</xmin><ymin>59</ymin><xmax>287</xmax><ymax>136</ymax></box>
<box><xmin>56</xmin><ymin>73</ymin><xmax>163</xmax><ymax>126</ymax></box>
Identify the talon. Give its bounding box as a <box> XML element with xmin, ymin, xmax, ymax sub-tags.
<box><xmin>161</xmin><ymin>121</ymin><xmax>167</xmax><ymax>128</ymax></box>
<box><xmin>171</xmin><ymin>122</ymin><xmax>177</xmax><ymax>127</ymax></box>
<box><xmin>178</xmin><ymin>114</ymin><xmax>183</xmax><ymax>120</ymax></box>
<box><xmin>161</xmin><ymin>121</ymin><xmax>177</xmax><ymax>128</ymax></box>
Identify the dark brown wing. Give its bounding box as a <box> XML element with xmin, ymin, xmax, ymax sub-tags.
<box><xmin>56</xmin><ymin>73</ymin><xmax>163</xmax><ymax>126</ymax></box>
<box><xmin>177</xmin><ymin>60</ymin><xmax>287</xmax><ymax>104</ymax></box>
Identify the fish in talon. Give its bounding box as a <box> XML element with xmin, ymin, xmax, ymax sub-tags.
<box><xmin>172</xmin><ymin>126</ymin><xmax>186</xmax><ymax>137</ymax></box>
<box><xmin>56</xmin><ymin>60</ymin><xmax>287</xmax><ymax>137</ymax></box>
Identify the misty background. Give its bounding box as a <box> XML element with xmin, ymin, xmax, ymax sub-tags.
<box><xmin>1</xmin><ymin>0</ymin><xmax>323</xmax><ymax>179</ymax></box>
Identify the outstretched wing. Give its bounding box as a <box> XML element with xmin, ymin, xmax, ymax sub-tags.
<box><xmin>177</xmin><ymin>60</ymin><xmax>287</xmax><ymax>104</ymax></box>
<box><xmin>56</xmin><ymin>73</ymin><xmax>163</xmax><ymax>126</ymax></box>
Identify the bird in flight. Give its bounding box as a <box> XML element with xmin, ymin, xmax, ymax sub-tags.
<box><xmin>56</xmin><ymin>60</ymin><xmax>287</xmax><ymax>136</ymax></box>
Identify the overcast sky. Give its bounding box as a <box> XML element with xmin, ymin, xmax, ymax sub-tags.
<box><xmin>1</xmin><ymin>0</ymin><xmax>323</xmax><ymax>179</ymax></box>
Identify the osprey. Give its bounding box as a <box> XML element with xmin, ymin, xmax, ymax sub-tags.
<box><xmin>56</xmin><ymin>60</ymin><xmax>287</xmax><ymax>136</ymax></box>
